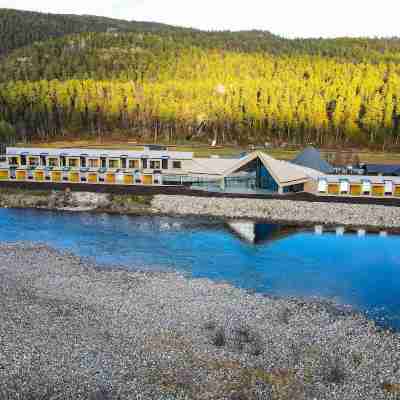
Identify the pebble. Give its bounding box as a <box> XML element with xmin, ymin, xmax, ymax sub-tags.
<box><xmin>152</xmin><ymin>195</ymin><xmax>400</xmax><ymax>228</ymax></box>
<box><xmin>0</xmin><ymin>243</ymin><xmax>399</xmax><ymax>399</ymax></box>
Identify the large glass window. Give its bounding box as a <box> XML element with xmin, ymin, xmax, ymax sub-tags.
<box><xmin>129</xmin><ymin>160</ymin><xmax>139</xmax><ymax>169</ymax></box>
<box><xmin>172</xmin><ymin>161</ymin><xmax>182</xmax><ymax>169</ymax></box>
<box><xmin>108</xmin><ymin>159</ymin><xmax>119</xmax><ymax>169</ymax></box>
<box><xmin>28</xmin><ymin>157</ymin><xmax>39</xmax><ymax>166</ymax></box>
<box><xmin>150</xmin><ymin>160</ymin><xmax>161</xmax><ymax>169</ymax></box>
<box><xmin>89</xmin><ymin>159</ymin><xmax>99</xmax><ymax>168</ymax></box>
<box><xmin>68</xmin><ymin>158</ymin><xmax>79</xmax><ymax>168</ymax></box>
<box><xmin>9</xmin><ymin>157</ymin><xmax>19</xmax><ymax>166</ymax></box>
<box><xmin>48</xmin><ymin>158</ymin><xmax>59</xmax><ymax>167</ymax></box>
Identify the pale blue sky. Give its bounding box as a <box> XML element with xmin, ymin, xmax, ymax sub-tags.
<box><xmin>1</xmin><ymin>0</ymin><xmax>399</xmax><ymax>38</ymax></box>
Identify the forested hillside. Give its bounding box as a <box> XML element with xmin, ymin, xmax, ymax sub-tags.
<box><xmin>0</xmin><ymin>8</ymin><xmax>178</xmax><ymax>55</ymax></box>
<box><xmin>1</xmin><ymin>8</ymin><xmax>400</xmax><ymax>149</ymax></box>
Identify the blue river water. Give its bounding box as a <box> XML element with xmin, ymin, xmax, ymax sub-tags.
<box><xmin>1</xmin><ymin>208</ymin><xmax>400</xmax><ymax>329</ymax></box>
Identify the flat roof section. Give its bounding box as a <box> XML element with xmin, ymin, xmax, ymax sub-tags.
<box><xmin>6</xmin><ymin>147</ymin><xmax>193</xmax><ymax>160</ymax></box>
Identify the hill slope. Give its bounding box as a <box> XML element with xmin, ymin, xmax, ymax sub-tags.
<box><xmin>0</xmin><ymin>8</ymin><xmax>182</xmax><ymax>55</ymax></box>
<box><xmin>0</xmin><ymin>8</ymin><xmax>400</xmax><ymax>149</ymax></box>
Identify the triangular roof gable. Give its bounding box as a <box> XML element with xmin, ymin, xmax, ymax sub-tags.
<box><xmin>292</xmin><ymin>146</ymin><xmax>334</xmax><ymax>174</ymax></box>
<box><xmin>222</xmin><ymin>151</ymin><xmax>309</xmax><ymax>185</ymax></box>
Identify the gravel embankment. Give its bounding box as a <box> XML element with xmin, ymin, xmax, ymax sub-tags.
<box><xmin>152</xmin><ymin>195</ymin><xmax>400</xmax><ymax>229</ymax></box>
<box><xmin>0</xmin><ymin>189</ymin><xmax>152</xmax><ymax>214</ymax></box>
<box><xmin>1</xmin><ymin>243</ymin><xmax>400</xmax><ymax>399</ymax></box>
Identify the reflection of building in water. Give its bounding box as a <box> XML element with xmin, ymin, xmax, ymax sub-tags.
<box><xmin>227</xmin><ymin>221</ymin><xmax>298</xmax><ymax>244</ymax></box>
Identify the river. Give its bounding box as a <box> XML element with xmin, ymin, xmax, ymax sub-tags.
<box><xmin>1</xmin><ymin>208</ymin><xmax>400</xmax><ymax>329</ymax></box>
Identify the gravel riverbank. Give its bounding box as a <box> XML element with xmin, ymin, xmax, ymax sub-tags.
<box><xmin>1</xmin><ymin>243</ymin><xmax>400</xmax><ymax>399</ymax></box>
<box><xmin>2</xmin><ymin>187</ymin><xmax>400</xmax><ymax>229</ymax></box>
<box><xmin>152</xmin><ymin>195</ymin><xmax>400</xmax><ymax>229</ymax></box>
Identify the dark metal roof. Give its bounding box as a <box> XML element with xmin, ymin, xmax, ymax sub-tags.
<box><xmin>291</xmin><ymin>147</ymin><xmax>334</xmax><ymax>174</ymax></box>
<box><xmin>364</xmin><ymin>164</ymin><xmax>400</xmax><ymax>176</ymax></box>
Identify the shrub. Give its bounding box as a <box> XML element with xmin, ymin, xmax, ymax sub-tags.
<box><xmin>211</xmin><ymin>327</ymin><xmax>226</xmax><ymax>347</ymax></box>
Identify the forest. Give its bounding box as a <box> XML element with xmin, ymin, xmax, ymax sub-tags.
<box><xmin>1</xmin><ymin>8</ymin><xmax>400</xmax><ymax>149</ymax></box>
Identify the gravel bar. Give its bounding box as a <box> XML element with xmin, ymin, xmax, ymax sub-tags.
<box><xmin>152</xmin><ymin>195</ymin><xmax>400</xmax><ymax>229</ymax></box>
<box><xmin>1</xmin><ymin>243</ymin><xmax>400</xmax><ymax>399</ymax></box>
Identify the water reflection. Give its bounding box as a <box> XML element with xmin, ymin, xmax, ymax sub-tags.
<box><xmin>0</xmin><ymin>208</ymin><xmax>400</xmax><ymax>329</ymax></box>
<box><xmin>227</xmin><ymin>220</ymin><xmax>300</xmax><ymax>244</ymax></box>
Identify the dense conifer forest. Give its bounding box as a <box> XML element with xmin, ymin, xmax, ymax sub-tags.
<box><xmin>1</xmin><ymin>8</ymin><xmax>400</xmax><ymax>148</ymax></box>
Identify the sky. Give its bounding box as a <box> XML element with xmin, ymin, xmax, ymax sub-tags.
<box><xmin>1</xmin><ymin>0</ymin><xmax>399</xmax><ymax>38</ymax></box>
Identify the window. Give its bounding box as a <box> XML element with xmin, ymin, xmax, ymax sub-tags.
<box><xmin>142</xmin><ymin>158</ymin><xmax>148</xmax><ymax>169</ymax></box>
<box><xmin>40</xmin><ymin>156</ymin><xmax>47</xmax><ymax>166</ymax></box>
<box><xmin>29</xmin><ymin>157</ymin><xmax>39</xmax><ymax>166</ymax></box>
<box><xmin>60</xmin><ymin>156</ymin><xmax>66</xmax><ymax>167</ymax></box>
<box><xmin>20</xmin><ymin>155</ymin><xmax>27</xmax><ymax>166</ymax></box>
<box><xmin>80</xmin><ymin>157</ymin><xmax>87</xmax><ymax>168</ymax></box>
<box><xmin>121</xmin><ymin>158</ymin><xmax>127</xmax><ymax>169</ymax></box>
<box><xmin>68</xmin><ymin>158</ymin><xmax>79</xmax><ymax>168</ymax></box>
<box><xmin>9</xmin><ymin>157</ymin><xmax>19</xmax><ymax>166</ymax></box>
<box><xmin>89</xmin><ymin>159</ymin><xmax>99</xmax><ymax>168</ymax></box>
<box><xmin>162</xmin><ymin>159</ymin><xmax>168</xmax><ymax>170</ymax></box>
<box><xmin>48</xmin><ymin>158</ymin><xmax>59</xmax><ymax>167</ymax></box>
<box><xmin>101</xmin><ymin>157</ymin><xmax>107</xmax><ymax>169</ymax></box>
<box><xmin>150</xmin><ymin>160</ymin><xmax>161</xmax><ymax>169</ymax></box>
<box><xmin>108</xmin><ymin>159</ymin><xmax>119</xmax><ymax>169</ymax></box>
<box><xmin>173</xmin><ymin>161</ymin><xmax>182</xmax><ymax>169</ymax></box>
<box><xmin>128</xmin><ymin>159</ymin><xmax>139</xmax><ymax>169</ymax></box>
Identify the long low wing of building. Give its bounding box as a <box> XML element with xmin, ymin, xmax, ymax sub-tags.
<box><xmin>2</xmin><ymin>146</ymin><xmax>193</xmax><ymax>185</ymax></box>
<box><xmin>1</xmin><ymin>146</ymin><xmax>400</xmax><ymax>198</ymax></box>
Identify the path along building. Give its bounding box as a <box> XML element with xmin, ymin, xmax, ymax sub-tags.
<box><xmin>1</xmin><ymin>146</ymin><xmax>400</xmax><ymax>198</ymax></box>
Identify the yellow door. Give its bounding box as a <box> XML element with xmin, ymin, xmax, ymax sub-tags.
<box><xmin>88</xmin><ymin>173</ymin><xmax>98</xmax><ymax>184</ymax></box>
<box><xmin>69</xmin><ymin>172</ymin><xmax>80</xmax><ymax>183</ymax></box>
<box><xmin>35</xmin><ymin>171</ymin><xmax>44</xmax><ymax>181</ymax></box>
<box><xmin>350</xmin><ymin>184</ymin><xmax>361</xmax><ymax>196</ymax></box>
<box><xmin>395</xmin><ymin>186</ymin><xmax>400</xmax><ymax>197</ymax></box>
<box><xmin>372</xmin><ymin>185</ymin><xmax>384</xmax><ymax>196</ymax></box>
<box><xmin>328</xmin><ymin>183</ymin><xmax>339</xmax><ymax>195</ymax></box>
<box><xmin>124</xmin><ymin>175</ymin><xmax>134</xmax><ymax>185</ymax></box>
<box><xmin>106</xmin><ymin>173</ymin><xmax>116</xmax><ymax>184</ymax></box>
<box><xmin>51</xmin><ymin>171</ymin><xmax>62</xmax><ymax>182</ymax></box>
<box><xmin>142</xmin><ymin>175</ymin><xmax>153</xmax><ymax>185</ymax></box>
<box><xmin>0</xmin><ymin>170</ymin><xmax>9</xmax><ymax>180</ymax></box>
<box><xmin>16</xmin><ymin>170</ymin><xmax>27</xmax><ymax>181</ymax></box>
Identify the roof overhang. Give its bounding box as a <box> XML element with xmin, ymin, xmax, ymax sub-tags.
<box><xmin>221</xmin><ymin>151</ymin><xmax>310</xmax><ymax>186</ymax></box>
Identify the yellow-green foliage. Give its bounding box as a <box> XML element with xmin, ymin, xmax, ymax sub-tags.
<box><xmin>1</xmin><ymin>46</ymin><xmax>400</xmax><ymax>147</ymax></box>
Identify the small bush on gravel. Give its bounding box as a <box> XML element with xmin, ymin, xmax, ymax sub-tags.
<box><xmin>277</xmin><ymin>307</ymin><xmax>291</xmax><ymax>324</ymax></box>
<box><xmin>351</xmin><ymin>352</ymin><xmax>363</xmax><ymax>367</ymax></box>
<box><xmin>203</xmin><ymin>320</ymin><xmax>217</xmax><ymax>330</ymax></box>
<box><xmin>320</xmin><ymin>355</ymin><xmax>346</xmax><ymax>384</ymax></box>
<box><xmin>233</xmin><ymin>324</ymin><xmax>264</xmax><ymax>356</ymax></box>
<box><xmin>211</xmin><ymin>327</ymin><xmax>226</xmax><ymax>347</ymax></box>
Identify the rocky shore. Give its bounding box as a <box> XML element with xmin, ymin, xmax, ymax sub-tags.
<box><xmin>152</xmin><ymin>195</ymin><xmax>400</xmax><ymax>229</ymax></box>
<box><xmin>1</xmin><ymin>187</ymin><xmax>400</xmax><ymax>229</ymax></box>
<box><xmin>0</xmin><ymin>187</ymin><xmax>152</xmax><ymax>214</ymax></box>
<box><xmin>1</xmin><ymin>243</ymin><xmax>400</xmax><ymax>399</ymax></box>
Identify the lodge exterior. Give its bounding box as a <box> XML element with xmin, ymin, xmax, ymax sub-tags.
<box><xmin>0</xmin><ymin>146</ymin><xmax>192</xmax><ymax>186</ymax></box>
<box><xmin>1</xmin><ymin>146</ymin><xmax>400</xmax><ymax>199</ymax></box>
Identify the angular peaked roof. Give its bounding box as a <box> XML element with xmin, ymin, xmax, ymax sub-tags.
<box><xmin>188</xmin><ymin>157</ymin><xmax>240</xmax><ymax>176</ymax></box>
<box><xmin>291</xmin><ymin>146</ymin><xmax>334</xmax><ymax>174</ymax></box>
<box><xmin>365</xmin><ymin>164</ymin><xmax>400</xmax><ymax>176</ymax></box>
<box><xmin>222</xmin><ymin>151</ymin><xmax>321</xmax><ymax>186</ymax></box>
